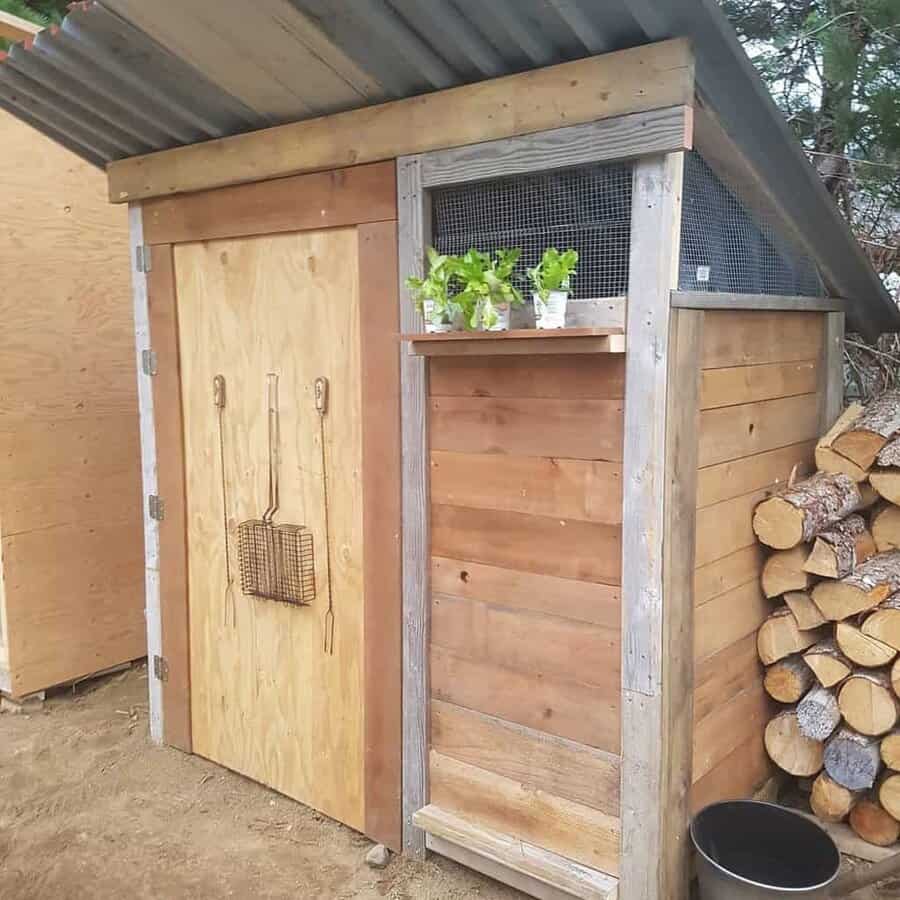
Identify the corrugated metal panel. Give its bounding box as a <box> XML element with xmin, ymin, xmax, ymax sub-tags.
<box><xmin>0</xmin><ymin>0</ymin><xmax>894</xmax><ymax>333</ymax></box>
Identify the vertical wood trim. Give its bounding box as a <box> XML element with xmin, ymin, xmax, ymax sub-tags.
<box><xmin>359</xmin><ymin>221</ymin><xmax>403</xmax><ymax>850</ymax></box>
<box><xmin>146</xmin><ymin>244</ymin><xmax>192</xmax><ymax>753</ymax></box>
<box><xmin>398</xmin><ymin>156</ymin><xmax>430</xmax><ymax>857</ymax></box>
<box><xmin>822</xmin><ymin>311</ymin><xmax>845</xmax><ymax>431</ymax></box>
<box><xmin>619</xmin><ymin>153</ymin><xmax>687</xmax><ymax>900</ymax></box>
<box><xmin>129</xmin><ymin>203</ymin><xmax>163</xmax><ymax>744</ymax></box>
<box><xmin>660</xmin><ymin>308</ymin><xmax>702</xmax><ymax>895</ymax></box>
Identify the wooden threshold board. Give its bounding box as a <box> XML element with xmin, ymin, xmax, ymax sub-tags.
<box><xmin>405</xmin><ymin>328</ymin><xmax>626</xmax><ymax>358</ymax></box>
<box><xmin>414</xmin><ymin>805</ymin><xmax>618</xmax><ymax>900</ymax></box>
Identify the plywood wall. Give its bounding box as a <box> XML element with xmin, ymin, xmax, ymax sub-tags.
<box><xmin>427</xmin><ymin>353</ymin><xmax>623</xmax><ymax>876</ymax></box>
<box><xmin>691</xmin><ymin>310</ymin><xmax>826</xmax><ymax>810</ymax></box>
<box><xmin>0</xmin><ymin>112</ymin><xmax>144</xmax><ymax>696</ymax></box>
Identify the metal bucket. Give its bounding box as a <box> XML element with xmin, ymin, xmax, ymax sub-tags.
<box><xmin>691</xmin><ymin>801</ymin><xmax>840</xmax><ymax>899</ymax></box>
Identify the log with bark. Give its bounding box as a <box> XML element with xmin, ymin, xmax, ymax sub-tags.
<box><xmin>802</xmin><ymin>513</ymin><xmax>876</xmax><ymax>579</ymax></box>
<box><xmin>831</xmin><ymin>389</ymin><xmax>900</xmax><ymax>471</ymax></box>
<box><xmin>849</xmin><ymin>795</ymin><xmax>900</xmax><ymax>847</ymax></box>
<box><xmin>797</xmin><ymin>684</ymin><xmax>841</xmax><ymax>741</ymax></box>
<box><xmin>881</xmin><ymin>730</ymin><xmax>900</xmax><ymax>770</ymax></box>
<box><xmin>872</xmin><ymin>503</ymin><xmax>900</xmax><ymax>554</ymax></box>
<box><xmin>838</xmin><ymin>671</ymin><xmax>899</xmax><ymax>737</ymax></box>
<box><xmin>764</xmin><ymin>708</ymin><xmax>824</xmax><ymax>777</ymax></box>
<box><xmin>753</xmin><ymin>472</ymin><xmax>872</xmax><ymax>550</ymax></box>
<box><xmin>783</xmin><ymin>590</ymin><xmax>827</xmax><ymax>631</ymax></box>
<box><xmin>761</xmin><ymin>545</ymin><xmax>813</xmax><ymax>598</ymax></box>
<box><xmin>835</xmin><ymin>621</ymin><xmax>898</xmax><ymax>668</ymax></box>
<box><xmin>810</xmin><ymin>771</ymin><xmax>861</xmax><ymax>823</ymax></box>
<box><xmin>879</xmin><ymin>773</ymin><xmax>900</xmax><ymax>822</ymax></box>
<box><xmin>824</xmin><ymin>727</ymin><xmax>881</xmax><ymax>791</ymax></box>
<box><xmin>764</xmin><ymin>655</ymin><xmax>816</xmax><ymax>703</ymax></box>
<box><xmin>815</xmin><ymin>403</ymin><xmax>868</xmax><ymax>481</ymax></box>
<box><xmin>812</xmin><ymin>550</ymin><xmax>900</xmax><ymax>621</ymax></box>
<box><xmin>862</xmin><ymin>596</ymin><xmax>900</xmax><ymax>651</ymax></box>
<box><xmin>804</xmin><ymin>639</ymin><xmax>853</xmax><ymax>688</ymax></box>
<box><xmin>757</xmin><ymin>607</ymin><xmax>824</xmax><ymax>665</ymax></box>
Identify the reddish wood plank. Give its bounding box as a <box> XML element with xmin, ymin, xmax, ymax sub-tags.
<box><xmin>431</xmin><ymin>557</ymin><xmax>620</xmax><ymax>629</ymax></box>
<box><xmin>429</xmin><ymin>354</ymin><xmax>626</xmax><ymax>400</ymax></box>
<box><xmin>431</xmin><ymin>592</ymin><xmax>619</xmax><ymax>690</ymax></box>
<box><xmin>431</xmin><ymin>646</ymin><xmax>619</xmax><ymax>754</ymax></box>
<box><xmin>430</xmin><ymin>450</ymin><xmax>622</xmax><ymax>524</ymax></box>
<box><xmin>359</xmin><ymin>221</ymin><xmax>402</xmax><ymax>850</ymax></box>
<box><xmin>147</xmin><ymin>244</ymin><xmax>192</xmax><ymax>753</ymax></box>
<box><xmin>143</xmin><ymin>162</ymin><xmax>397</xmax><ymax>244</ymax></box>
<box><xmin>432</xmin><ymin>505</ymin><xmax>621</xmax><ymax>585</ymax></box>
<box><xmin>430</xmin><ymin>396</ymin><xmax>624</xmax><ymax>461</ymax></box>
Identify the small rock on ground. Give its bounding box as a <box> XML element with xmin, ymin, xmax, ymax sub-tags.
<box><xmin>365</xmin><ymin>844</ymin><xmax>390</xmax><ymax>869</ymax></box>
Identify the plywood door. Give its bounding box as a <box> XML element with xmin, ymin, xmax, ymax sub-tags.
<box><xmin>174</xmin><ymin>228</ymin><xmax>364</xmax><ymax>829</ymax></box>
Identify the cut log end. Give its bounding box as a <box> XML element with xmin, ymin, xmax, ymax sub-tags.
<box><xmin>783</xmin><ymin>591</ymin><xmax>826</xmax><ymax>631</ymax></box>
<box><xmin>762</xmin><ymin>546</ymin><xmax>813</xmax><ymax>599</ymax></box>
<box><xmin>765</xmin><ymin>656</ymin><xmax>815</xmax><ymax>704</ymax></box>
<box><xmin>804</xmin><ymin>640</ymin><xmax>853</xmax><ymax>688</ymax></box>
<box><xmin>836</xmin><ymin>622</ymin><xmax>897</xmax><ymax>669</ymax></box>
<box><xmin>849</xmin><ymin>796</ymin><xmax>900</xmax><ymax>847</ymax></box>
<box><xmin>758</xmin><ymin>608</ymin><xmax>822</xmax><ymax>665</ymax></box>
<box><xmin>879</xmin><ymin>773</ymin><xmax>900</xmax><ymax>822</ymax></box>
<box><xmin>871</xmin><ymin>469</ymin><xmax>900</xmax><ymax>506</ymax></box>
<box><xmin>881</xmin><ymin>731</ymin><xmax>900</xmax><ymax>770</ymax></box>
<box><xmin>765</xmin><ymin>709</ymin><xmax>824</xmax><ymax>777</ymax></box>
<box><xmin>810</xmin><ymin>772</ymin><xmax>859</xmax><ymax>823</ymax></box>
<box><xmin>753</xmin><ymin>497</ymin><xmax>805</xmax><ymax>550</ymax></box>
<box><xmin>872</xmin><ymin>503</ymin><xmax>900</xmax><ymax>554</ymax></box>
<box><xmin>813</xmin><ymin>550</ymin><xmax>900</xmax><ymax>622</ymax></box>
<box><xmin>838</xmin><ymin>672</ymin><xmax>899</xmax><ymax>737</ymax></box>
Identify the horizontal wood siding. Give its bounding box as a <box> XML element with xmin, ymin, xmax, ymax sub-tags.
<box><xmin>427</xmin><ymin>354</ymin><xmax>623</xmax><ymax>867</ymax></box>
<box><xmin>691</xmin><ymin>310</ymin><xmax>824</xmax><ymax>804</ymax></box>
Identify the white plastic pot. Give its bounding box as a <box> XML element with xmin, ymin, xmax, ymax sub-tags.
<box><xmin>533</xmin><ymin>290</ymin><xmax>568</xmax><ymax>329</ymax></box>
<box><xmin>483</xmin><ymin>301</ymin><xmax>510</xmax><ymax>332</ymax></box>
<box><xmin>423</xmin><ymin>299</ymin><xmax>454</xmax><ymax>333</ymax></box>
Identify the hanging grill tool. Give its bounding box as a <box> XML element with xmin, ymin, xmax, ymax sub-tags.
<box><xmin>214</xmin><ymin>374</ymin><xmax>237</xmax><ymax>626</ymax></box>
<box><xmin>238</xmin><ymin>373</ymin><xmax>316</xmax><ymax>606</ymax></box>
<box><xmin>316</xmin><ymin>376</ymin><xmax>336</xmax><ymax>655</ymax></box>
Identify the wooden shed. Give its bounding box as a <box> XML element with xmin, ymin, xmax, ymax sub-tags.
<box><xmin>0</xmin><ymin>108</ymin><xmax>144</xmax><ymax>700</ymax></box>
<box><xmin>5</xmin><ymin>3</ymin><xmax>898</xmax><ymax>899</ymax></box>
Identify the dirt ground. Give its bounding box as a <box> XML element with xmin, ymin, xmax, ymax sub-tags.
<box><xmin>0</xmin><ymin>664</ymin><xmax>522</xmax><ymax>900</ymax></box>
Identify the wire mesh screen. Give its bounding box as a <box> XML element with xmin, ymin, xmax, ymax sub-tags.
<box><xmin>430</xmin><ymin>162</ymin><xmax>633</xmax><ymax>299</ymax></box>
<box><xmin>680</xmin><ymin>151</ymin><xmax>823</xmax><ymax>296</ymax></box>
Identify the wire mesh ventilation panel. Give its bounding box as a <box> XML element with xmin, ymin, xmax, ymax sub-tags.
<box><xmin>680</xmin><ymin>152</ymin><xmax>824</xmax><ymax>296</ymax></box>
<box><xmin>430</xmin><ymin>162</ymin><xmax>633</xmax><ymax>299</ymax></box>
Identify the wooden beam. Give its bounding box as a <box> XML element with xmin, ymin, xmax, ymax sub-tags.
<box><xmin>671</xmin><ymin>291</ymin><xmax>845</xmax><ymax>312</ymax></box>
<box><xmin>420</xmin><ymin>106</ymin><xmax>693</xmax><ymax>189</ymax></box>
<box><xmin>106</xmin><ymin>39</ymin><xmax>695</xmax><ymax>203</ymax></box>
<box><xmin>0</xmin><ymin>10</ymin><xmax>40</xmax><ymax>43</ymax></box>
<box><xmin>128</xmin><ymin>204</ymin><xmax>163</xmax><ymax>744</ymax></box>
<box><xmin>398</xmin><ymin>155</ymin><xmax>430</xmax><ymax>858</ymax></box>
<box><xmin>619</xmin><ymin>154</ymin><xmax>698</xmax><ymax>900</ymax></box>
<box><xmin>821</xmin><ymin>311</ymin><xmax>845</xmax><ymax>431</ymax></box>
<box><xmin>417</xmin><ymin>805</ymin><xmax>619</xmax><ymax>900</ymax></box>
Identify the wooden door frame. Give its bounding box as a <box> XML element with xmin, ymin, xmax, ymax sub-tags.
<box><xmin>129</xmin><ymin>160</ymin><xmax>403</xmax><ymax>849</ymax></box>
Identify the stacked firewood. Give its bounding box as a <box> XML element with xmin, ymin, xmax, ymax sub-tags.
<box><xmin>755</xmin><ymin>391</ymin><xmax>900</xmax><ymax>847</ymax></box>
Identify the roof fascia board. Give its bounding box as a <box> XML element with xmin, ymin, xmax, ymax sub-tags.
<box><xmin>105</xmin><ymin>38</ymin><xmax>694</xmax><ymax>203</ymax></box>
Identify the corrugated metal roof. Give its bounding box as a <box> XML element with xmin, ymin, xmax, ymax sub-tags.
<box><xmin>0</xmin><ymin>0</ymin><xmax>896</xmax><ymax>334</ymax></box>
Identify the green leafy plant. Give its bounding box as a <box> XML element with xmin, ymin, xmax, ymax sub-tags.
<box><xmin>405</xmin><ymin>247</ymin><xmax>460</xmax><ymax>327</ymax></box>
<box><xmin>454</xmin><ymin>247</ymin><xmax>524</xmax><ymax>329</ymax></box>
<box><xmin>528</xmin><ymin>248</ymin><xmax>579</xmax><ymax>301</ymax></box>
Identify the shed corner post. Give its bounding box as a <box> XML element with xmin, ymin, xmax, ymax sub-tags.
<box><xmin>821</xmin><ymin>310</ymin><xmax>846</xmax><ymax>431</ymax></box>
<box><xmin>620</xmin><ymin>151</ymin><xmax>699</xmax><ymax>900</ymax></box>
<box><xmin>128</xmin><ymin>201</ymin><xmax>163</xmax><ymax>745</ymax></box>
<box><xmin>397</xmin><ymin>155</ymin><xmax>430</xmax><ymax>858</ymax></box>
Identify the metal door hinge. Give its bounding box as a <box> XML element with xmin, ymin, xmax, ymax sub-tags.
<box><xmin>135</xmin><ymin>244</ymin><xmax>152</xmax><ymax>273</ymax></box>
<box><xmin>152</xmin><ymin>654</ymin><xmax>169</xmax><ymax>682</ymax></box>
<box><xmin>141</xmin><ymin>348</ymin><xmax>158</xmax><ymax>376</ymax></box>
<box><xmin>148</xmin><ymin>494</ymin><xmax>166</xmax><ymax>521</ymax></box>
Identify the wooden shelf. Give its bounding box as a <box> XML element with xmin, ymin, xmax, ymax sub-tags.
<box><xmin>404</xmin><ymin>327</ymin><xmax>626</xmax><ymax>357</ymax></box>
